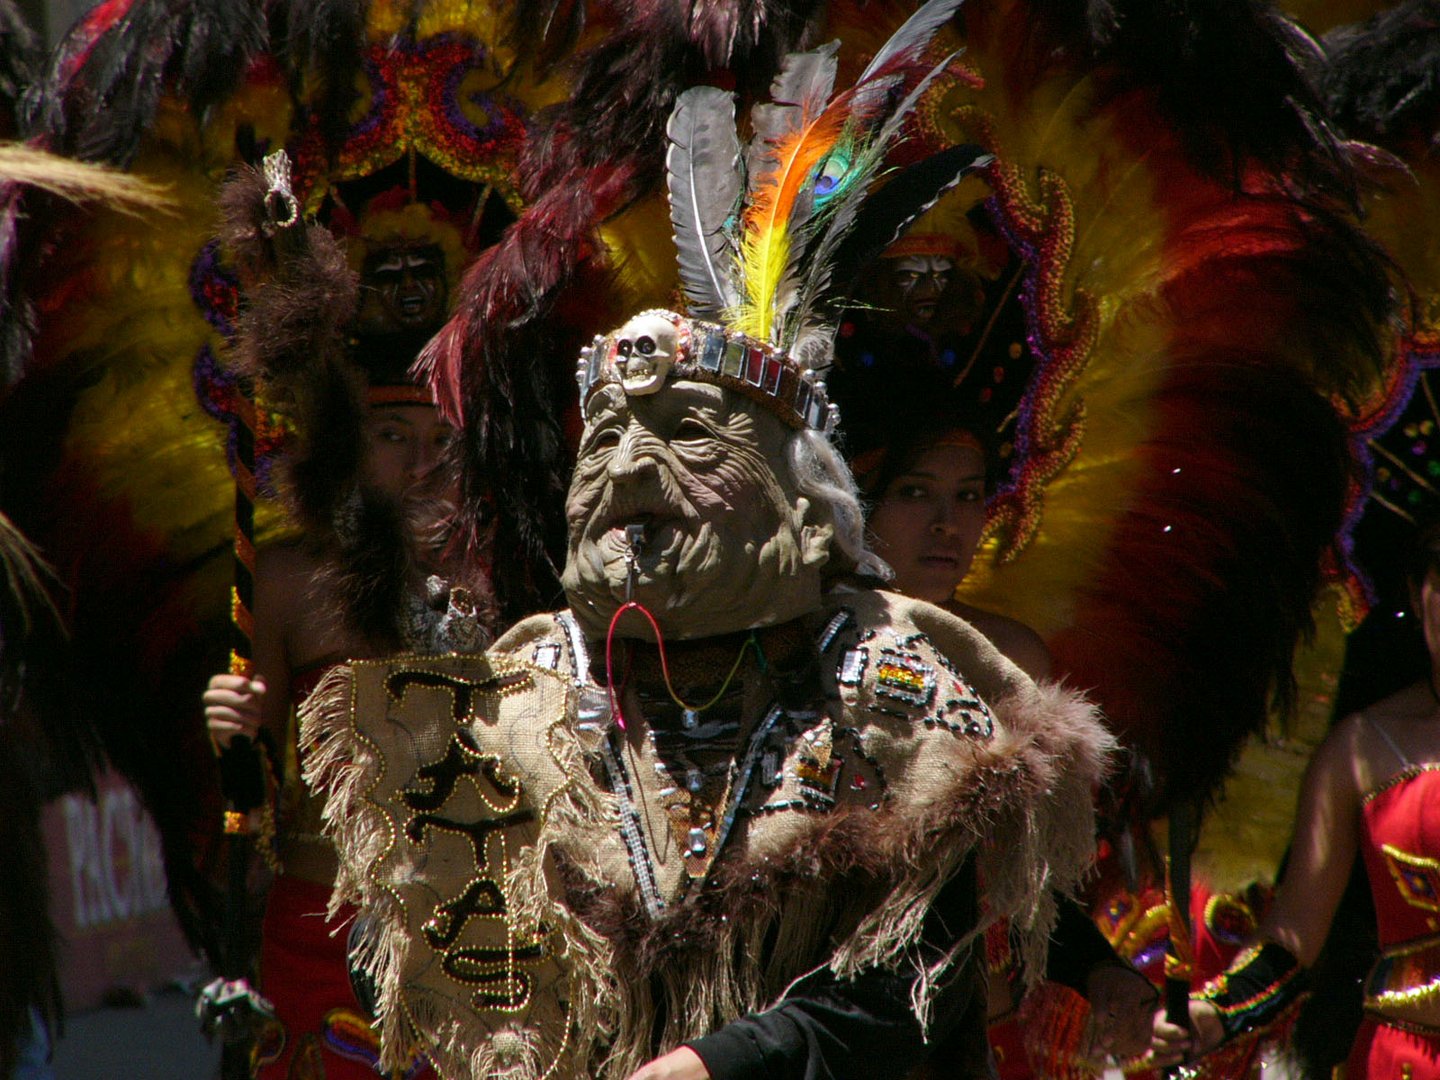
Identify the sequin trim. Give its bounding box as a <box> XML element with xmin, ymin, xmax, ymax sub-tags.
<box><xmin>1363</xmin><ymin>763</ymin><xmax>1440</xmax><ymax>806</ymax></box>
<box><xmin>1365</xmin><ymin>934</ymin><xmax>1440</xmax><ymax>1012</ymax></box>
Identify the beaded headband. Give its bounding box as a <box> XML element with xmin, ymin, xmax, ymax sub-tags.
<box><xmin>575</xmin><ymin>309</ymin><xmax>839</xmax><ymax>434</ymax></box>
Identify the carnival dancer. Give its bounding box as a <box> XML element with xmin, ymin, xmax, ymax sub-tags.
<box><xmin>201</xmin><ymin>158</ymin><xmax>488</xmax><ymax>1078</ymax></box>
<box><xmin>299</xmin><ymin>4</ymin><xmax>1116</xmax><ymax>1076</ymax></box>
<box><xmin>302</xmin><ymin>285</ymin><xmax>1114</xmax><ymax>1080</ymax></box>
<box><xmin>1144</xmin><ymin>5</ymin><xmax>1440</xmax><ymax>1075</ymax></box>
<box><xmin>1149</xmin><ymin>522</ymin><xmax>1440</xmax><ymax>1078</ymax></box>
<box><xmin>840</xmin><ymin>360</ymin><xmax>1155</xmax><ymax>1075</ymax></box>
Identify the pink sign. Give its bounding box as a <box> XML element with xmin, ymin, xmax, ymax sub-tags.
<box><xmin>44</xmin><ymin>770</ymin><xmax>196</xmax><ymax>1009</ymax></box>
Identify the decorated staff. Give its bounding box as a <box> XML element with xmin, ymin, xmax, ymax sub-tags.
<box><xmin>196</xmin><ymin>150</ymin><xmax>301</xmax><ymax>1070</ymax></box>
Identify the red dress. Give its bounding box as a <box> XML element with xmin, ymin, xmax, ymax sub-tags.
<box><xmin>1348</xmin><ymin>751</ymin><xmax>1440</xmax><ymax>1079</ymax></box>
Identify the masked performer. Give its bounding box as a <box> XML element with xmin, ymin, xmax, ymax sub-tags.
<box><xmin>200</xmin><ymin>161</ymin><xmax>492</xmax><ymax>1079</ymax></box>
<box><xmin>299</xmin><ymin>6</ymin><xmax>1115</xmax><ymax>1077</ymax></box>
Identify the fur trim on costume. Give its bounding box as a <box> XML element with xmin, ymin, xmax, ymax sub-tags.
<box><xmin>302</xmin><ymin>594</ymin><xmax>1113</xmax><ymax>1078</ymax></box>
<box><xmin>219</xmin><ymin>162</ymin><xmax>472</xmax><ymax>650</ymax></box>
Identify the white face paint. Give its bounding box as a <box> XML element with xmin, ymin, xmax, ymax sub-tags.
<box><xmin>614</xmin><ymin>313</ymin><xmax>679</xmax><ymax>396</ymax></box>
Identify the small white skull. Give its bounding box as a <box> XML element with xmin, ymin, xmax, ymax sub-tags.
<box><xmin>614</xmin><ymin>312</ymin><xmax>678</xmax><ymax>395</ymax></box>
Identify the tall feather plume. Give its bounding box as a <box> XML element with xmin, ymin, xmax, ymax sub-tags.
<box><xmin>423</xmin><ymin>1</ymin><xmax>828</xmax><ymax>621</ymax></box>
<box><xmin>735</xmin><ymin>103</ymin><xmax>850</xmax><ymax>341</ymax></box>
<box><xmin>666</xmin><ymin>86</ymin><xmax>742</xmax><ymax>319</ymax></box>
<box><xmin>1025</xmin><ymin>0</ymin><xmax>1356</xmax><ymax>203</ymax></box>
<box><xmin>747</xmin><ymin>41</ymin><xmax>841</xmax><ymax>180</ymax></box>
<box><xmin>856</xmin><ymin>0</ymin><xmax>965</xmax><ymax>84</ymax></box>
<box><xmin>793</xmin><ymin>73</ymin><xmax>983</xmax><ymax>345</ymax></box>
<box><xmin>0</xmin><ymin>144</ymin><xmax>172</xmax><ymax>213</ymax></box>
<box><xmin>733</xmin><ymin>0</ymin><xmax>966</xmax><ymax>348</ymax></box>
<box><xmin>1321</xmin><ymin>0</ymin><xmax>1440</xmax><ymax>146</ymax></box>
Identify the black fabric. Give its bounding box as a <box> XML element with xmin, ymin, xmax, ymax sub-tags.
<box><xmin>686</xmin><ymin>855</ymin><xmax>989</xmax><ymax>1080</ymax></box>
<box><xmin>1199</xmin><ymin>940</ymin><xmax>1308</xmax><ymax>1040</ymax></box>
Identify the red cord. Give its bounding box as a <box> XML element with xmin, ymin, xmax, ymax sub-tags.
<box><xmin>604</xmin><ymin>601</ymin><xmax>651</xmax><ymax>731</ymax></box>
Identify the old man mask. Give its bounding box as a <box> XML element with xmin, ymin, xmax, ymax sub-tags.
<box><xmin>562</xmin><ymin>310</ymin><xmax>844</xmax><ymax>641</ymax></box>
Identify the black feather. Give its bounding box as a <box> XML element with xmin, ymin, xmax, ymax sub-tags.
<box><xmin>1321</xmin><ymin>0</ymin><xmax>1440</xmax><ymax>148</ymax></box>
<box><xmin>1027</xmin><ymin>0</ymin><xmax>1360</xmax><ymax>202</ymax></box>
<box><xmin>0</xmin><ymin>0</ymin><xmax>40</xmax><ymax>131</ymax></box>
<box><xmin>275</xmin><ymin>0</ymin><xmax>369</xmax><ymax>152</ymax></box>
<box><xmin>507</xmin><ymin>0</ymin><xmax>588</xmax><ymax>76</ymax></box>
<box><xmin>828</xmin><ymin>144</ymin><xmax>992</xmax><ymax>315</ymax></box>
<box><xmin>28</xmin><ymin>0</ymin><xmax>268</xmax><ymax>164</ymax></box>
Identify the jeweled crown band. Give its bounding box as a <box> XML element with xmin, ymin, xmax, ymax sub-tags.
<box><xmin>574</xmin><ymin>310</ymin><xmax>839</xmax><ymax>434</ymax></box>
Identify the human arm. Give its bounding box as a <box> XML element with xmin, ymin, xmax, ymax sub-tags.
<box><xmin>1149</xmin><ymin>719</ymin><xmax>1363</xmax><ymax>1064</ymax></box>
<box><xmin>626</xmin><ymin>1047</ymin><xmax>711</xmax><ymax>1080</ymax></box>
<box><xmin>1040</xmin><ymin>894</ymin><xmax>1156</xmax><ymax>1060</ymax></box>
<box><xmin>633</xmin><ymin>857</ymin><xmax>985</xmax><ymax>1080</ymax></box>
<box><xmin>201</xmin><ymin>546</ymin><xmax>296</xmax><ymax>750</ymax></box>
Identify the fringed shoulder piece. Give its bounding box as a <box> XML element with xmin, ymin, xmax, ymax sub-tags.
<box><xmin>827</xmin><ymin>590</ymin><xmax>1115</xmax><ymax>993</ymax></box>
<box><xmin>298</xmin><ymin>651</ymin><xmax>612</xmax><ymax>1079</ymax></box>
<box><xmin>301</xmin><ymin>590</ymin><xmax>1114</xmax><ymax>1077</ymax></box>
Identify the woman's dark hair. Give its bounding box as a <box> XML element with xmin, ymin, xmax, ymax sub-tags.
<box><xmin>830</xmin><ymin>364</ymin><xmax>1001</xmax><ymax>502</ymax></box>
<box><xmin>855</xmin><ymin>416</ymin><xmax>1000</xmax><ymax>504</ymax></box>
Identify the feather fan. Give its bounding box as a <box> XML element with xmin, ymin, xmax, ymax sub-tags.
<box><xmin>29</xmin><ymin>0</ymin><xmax>268</xmax><ymax>164</ymax></box>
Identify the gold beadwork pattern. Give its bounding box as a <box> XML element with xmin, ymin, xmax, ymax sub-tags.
<box><xmin>316</xmin><ymin>653</ymin><xmax>577</xmax><ymax>1078</ymax></box>
<box><xmin>1365</xmin><ymin>933</ymin><xmax>1440</xmax><ymax>1012</ymax></box>
<box><xmin>1363</xmin><ymin>763</ymin><xmax>1440</xmax><ymax>806</ymax></box>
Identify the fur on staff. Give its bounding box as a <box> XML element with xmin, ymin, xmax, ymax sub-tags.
<box><xmin>220</xmin><ymin>162</ymin><xmax>431</xmax><ymax>650</ymax></box>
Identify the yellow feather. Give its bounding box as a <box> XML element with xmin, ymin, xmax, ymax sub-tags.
<box><xmin>0</xmin><ymin>143</ymin><xmax>174</xmax><ymax>215</ymax></box>
<box><xmin>734</xmin><ymin>228</ymin><xmax>792</xmax><ymax>341</ymax></box>
<box><xmin>735</xmin><ymin>109</ymin><xmax>850</xmax><ymax>342</ymax></box>
<box><xmin>596</xmin><ymin>193</ymin><xmax>680</xmax><ymax>316</ymax></box>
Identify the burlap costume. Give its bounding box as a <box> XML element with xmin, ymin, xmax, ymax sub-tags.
<box><xmin>301</xmin><ymin>588</ymin><xmax>1111</xmax><ymax>1078</ymax></box>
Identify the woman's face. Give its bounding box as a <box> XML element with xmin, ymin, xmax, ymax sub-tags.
<box><xmin>363</xmin><ymin>404</ymin><xmax>454</xmax><ymax>499</ymax></box>
<box><xmin>867</xmin><ymin>442</ymin><xmax>987</xmax><ymax>605</ymax></box>
<box><xmin>1414</xmin><ymin>561</ymin><xmax>1440</xmax><ymax>672</ymax></box>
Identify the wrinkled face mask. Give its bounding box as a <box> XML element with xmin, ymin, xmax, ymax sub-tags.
<box><xmin>561</xmin><ymin>379</ymin><xmax>831</xmax><ymax>641</ymax></box>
